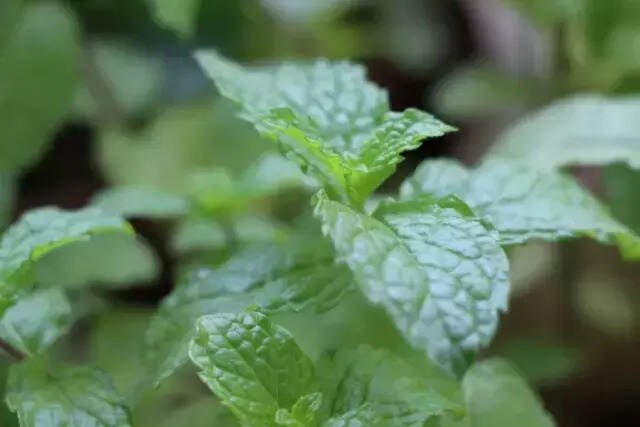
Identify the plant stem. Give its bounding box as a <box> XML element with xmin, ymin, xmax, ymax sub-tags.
<box><xmin>0</xmin><ymin>337</ymin><xmax>24</xmax><ymax>362</ymax></box>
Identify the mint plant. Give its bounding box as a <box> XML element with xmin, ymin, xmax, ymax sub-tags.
<box><xmin>1</xmin><ymin>7</ymin><xmax>640</xmax><ymax>422</ymax></box>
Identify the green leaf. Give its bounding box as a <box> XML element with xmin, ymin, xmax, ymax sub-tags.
<box><xmin>0</xmin><ymin>289</ymin><xmax>70</xmax><ymax>357</ymax></box>
<box><xmin>0</xmin><ymin>2</ymin><xmax>80</xmax><ymax>172</ymax></box>
<box><xmin>275</xmin><ymin>392</ymin><xmax>323</xmax><ymax>427</ymax></box>
<box><xmin>0</xmin><ymin>0</ymin><xmax>21</xmax><ymax>50</ymax></box>
<box><xmin>500</xmin><ymin>0</ymin><xmax>582</xmax><ymax>25</ymax></box>
<box><xmin>319</xmin><ymin>345</ymin><xmax>464</xmax><ymax>426</ymax></box>
<box><xmin>75</xmin><ymin>39</ymin><xmax>164</xmax><ymax>119</ymax></box>
<box><xmin>604</xmin><ymin>163</ymin><xmax>640</xmax><ymax>234</ymax></box>
<box><xmin>462</xmin><ymin>359</ymin><xmax>555</xmax><ymax>427</ymax></box>
<box><xmin>148</xmin><ymin>0</ymin><xmax>200</xmax><ymax>38</ymax></box>
<box><xmin>5</xmin><ymin>361</ymin><xmax>132</xmax><ymax>427</ymax></box>
<box><xmin>146</xmin><ymin>238</ymin><xmax>353</xmax><ymax>384</ymax></box>
<box><xmin>495</xmin><ymin>336</ymin><xmax>585</xmax><ymax>386</ymax></box>
<box><xmin>0</xmin><ymin>207</ymin><xmax>132</xmax><ymax>314</ymax></box>
<box><xmin>433</xmin><ymin>65</ymin><xmax>538</xmax><ymax>120</ymax></box>
<box><xmin>189</xmin><ymin>310</ymin><xmax>317</xmax><ymax>426</ymax></box>
<box><xmin>490</xmin><ymin>95</ymin><xmax>640</xmax><ymax>171</ymax></box>
<box><xmin>92</xmin><ymin>187</ymin><xmax>189</xmax><ymax>219</ymax></box>
<box><xmin>313</xmin><ymin>191</ymin><xmax>509</xmax><ymax>374</ymax></box>
<box><xmin>195</xmin><ymin>51</ymin><xmax>453</xmax><ymax>207</ymax></box>
<box><xmin>34</xmin><ymin>233</ymin><xmax>159</xmax><ymax>289</ymax></box>
<box><xmin>400</xmin><ymin>158</ymin><xmax>640</xmax><ymax>259</ymax></box>
<box><xmin>97</xmin><ymin>105</ymin><xmax>219</xmax><ymax>194</ymax></box>
<box><xmin>170</xmin><ymin>217</ymin><xmax>227</xmax><ymax>254</ymax></box>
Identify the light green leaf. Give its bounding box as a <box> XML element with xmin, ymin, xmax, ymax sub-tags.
<box><xmin>313</xmin><ymin>191</ymin><xmax>509</xmax><ymax>374</ymax></box>
<box><xmin>323</xmin><ymin>405</ymin><xmax>387</xmax><ymax>427</ymax></box>
<box><xmin>275</xmin><ymin>392</ymin><xmax>322</xmax><ymax>427</ymax></box>
<box><xmin>0</xmin><ymin>289</ymin><xmax>70</xmax><ymax>357</ymax></box>
<box><xmin>189</xmin><ymin>310</ymin><xmax>317</xmax><ymax>426</ymax></box>
<box><xmin>75</xmin><ymin>39</ymin><xmax>164</xmax><ymax>119</ymax></box>
<box><xmin>92</xmin><ymin>187</ymin><xmax>189</xmax><ymax>219</ymax></box>
<box><xmin>6</xmin><ymin>361</ymin><xmax>132</xmax><ymax>427</ymax></box>
<box><xmin>97</xmin><ymin>105</ymin><xmax>219</xmax><ymax>194</ymax></box>
<box><xmin>462</xmin><ymin>359</ymin><xmax>555</xmax><ymax>427</ymax></box>
<box><xmin>195</xmin><ymin>51</ymin><xmax>453</xmax><ymax>207</ymax></box>
<box><xmin>0</xmin><ymin>2</ymin><xmax>80</xmax><ymax>172</ymax></box>
<box><xmin>490</xmin><ymin>95</ymin><xmax>640</xmax><ymax>171</ymax></box>
<box><xmin>319</xmin><ymin>345</ymin><xmax>464</xmax><ymax>426</ymax></box>
<box><xmin>148</xmin><ymin>0</ymin><xmax>200</xmax><ymax>38</ymax></box>
<box><xmin>146</xmin><ymin>239</ymin><xmax>353</xmax><ymax>384</ymax></box>
<box><xmin>34</xmin><ymin>233</ymin><xmax>158</xmax><ymax>289</ymax></box>
<box><xmin>400</xmin><ymin>158</ymin><xmax>640</xmax><ymax>259</ymax></box>
<box><xmin>170</xmin><ymin>217</ymin><xmax>227</xmax><ymax>254</ymax></box>
<box><xmin>0</xmin><ymin>207</ymin><xmax>131</xmax><ymax>314</ymax></box>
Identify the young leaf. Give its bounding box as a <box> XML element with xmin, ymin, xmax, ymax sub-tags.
<box><xmin>275</xmin><ymin>392</ymin><xmax>323</xmax><ymax>427</ymax></box>
<box><xmin>0</xmin><ymin>289</ymin><xmax>70</xmax><ymax>357</ymax></box>
<box><xmin>0</xmin><ymin>207</ymin><xmax>132</xmax><ymax>314</ymax></box>
<box><xmin>313</xmin><ymin>191</ymin><xmax>509</xmax><ymax>374</ymax></box>
<box><xmin>92</xmin><ymin>187</ymin><xmax>189</xmax><ymax>219</ymax></box>
<box><xmin>0</xmin><ymin>2</ymin><xmax>80</xmax><ymax>172</ymax></box>
<box><xmin>462</xmin><ymin>359</ymin><xmax>555</xmax><ymax>427</ymax></box>
<box><xmin>195</xmin><ymin>51</ymin><xmax>453</xmax><ymax>207</ymax></box>
<box><xmin>319</xmin><ymin>345</ymin><xmax>465</xmax><ymax>426</ymax></box>
<box><xmin>490</xmin><ymin>95</ymin><xmax>640</xmax><ymax>171</ymax></box>
<box><xmin>5</xmin><ymin>361</ymin><xmax>132</xmax><ymax>426</ymax></box>
<box><xmin>400</xmin><ymin>158</ymin><xmax>640</xmax><ymax>259</ymax></box>
<box><xmin>146</xmin><ymin>239</ymin><xmax>353</xmax><ymax>384</ymax></box>
<box><xmin>148</xmin><ymin>0</ymin><xmax>200</xmax><ymax>38</ymax></box>
<box><xmin>188</xmin><ymin>310</ymin><xmax>317</xmax><ymax>426</ymax></box>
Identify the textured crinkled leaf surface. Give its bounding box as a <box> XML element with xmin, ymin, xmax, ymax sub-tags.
<box><xmin>92</xmin><ymin>187</ymin><xmax>189</xmax><ymax>219</ymax></box>
<box><xmin>146</xmin><ymin>239</ymin><xmax>353</xmax><ymax>384</ymax></box>
<box><xmin>195</xmin><ymin>51</ymin><xmax>452</xmax><ymax>206</ymax></box>
<box><xmin>401</xmin><ymin>158</ymin><xmax>640</xmax><ymax>259</ymax></box>
<box><xmin>319</xmin><ymin>345</ymin><xmax>464</xmax><ymax>426</ymax></box>
<box><xmin>0</xmin><ymin>207</ymin><xmax>132</xmax><ymax>314</ymax></box>
<box><xmin>0</xmin><ymin>2</ymin><xmax>80</xmax><ymax>172</ymax></box>
<box><xmin>189</xmin><ymin>311</ymin><xmax>316</xmax><ymax>426</ymax></box>
<box><xmin>490</xmin><ymin>95</ymin><xmax>640</xmax><ymax>171</ymax></box>
<box><xmin>462</xmin><ymin>359</ymin><xmax>555</xmax><ymax>427</ymax></box>
<box><xmin>313</xmin><ymin>191</ymin><xmax>509</xmax><ymax>374</ymax></box>
<box><xmin>6</xmin><ymin>361</ymin><xmax>132</xmax><ymax>427</ymax></box>
<box><xmin>0</xmin><ymin>289</ymin><xmax>70</xmax><ymax>357</ymax></box>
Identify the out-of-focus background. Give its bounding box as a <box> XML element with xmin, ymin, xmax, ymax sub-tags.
<box><xmin>1</xmin><ymin>0</ymin><xmax>639</xmax><ymax>426</ymax></box>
